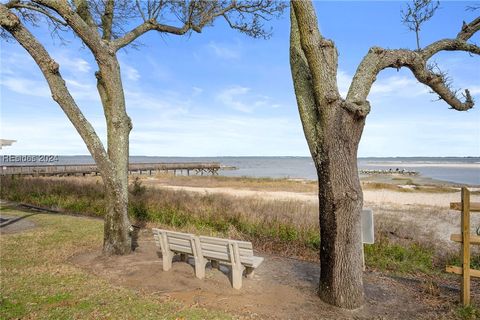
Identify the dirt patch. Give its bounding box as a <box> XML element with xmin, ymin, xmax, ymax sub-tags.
<box><xmin>0</xmin><ymin>214</ymin><xmax>36</xmax><ymax>234</ymax></box>
<box><xmin>70</xmin><ymin>230</ymin><xmax>472</xmax><ymax>319</ymax></box>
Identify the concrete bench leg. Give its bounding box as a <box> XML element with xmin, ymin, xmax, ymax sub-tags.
<box><xmin>160</xmin><ymin>233</ymin><xmax>173</xmax><ymax>271</ymax></box>
<box><xmin>162</xmin><ymin>252</ymin><xmax>173</xmax><ymax>271</ymax></box>
<box><xmin>194</xmin><ymin>257</ymin><xmax>206</xmax><ymax>279</ymax></box>
<box><xmin>231</xmin><ymin>265</ymin><xmax>244</xmax><ymax>289</ymax></box>
<box><xmin>245</xmin><ymin>267</ymin><xmax>255</xmax><ymax>279</ymax></box>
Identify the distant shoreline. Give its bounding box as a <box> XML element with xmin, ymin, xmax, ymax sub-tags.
<box><xmin>364</xmin><ymin>163</ymin><xmax>480</xmax><ymax>169</ymax></box>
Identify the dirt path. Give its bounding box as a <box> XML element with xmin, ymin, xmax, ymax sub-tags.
<box><xmin>71</xmin><ymin>231</ymin><xmax>475</xmax><ymax>319</ymax></box>
<box><xmin>0</xmin><ymin>201</ymin><xmax>37</xmax><ymax>234</ymax></box>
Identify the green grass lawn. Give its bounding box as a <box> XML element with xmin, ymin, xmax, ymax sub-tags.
<box><xmin>0</xmin><ymin>208</ymin><xmax>231</xmax><ymax>320</ymax></box>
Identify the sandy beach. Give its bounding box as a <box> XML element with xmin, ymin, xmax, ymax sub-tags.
<box><xmin>155</xmin><ymin>184</ymin><xmax>479</xmax><ymax>207</ymax></box>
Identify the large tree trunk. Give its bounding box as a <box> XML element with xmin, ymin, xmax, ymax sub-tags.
<box><xmin>97</xmin><ymin>55</ymin><xmax>133</xmax><ymax>255</ymax></box>
<box><xmin>290</xmin><ymin>2</ymin><xmax>367</xmax><ymax>308</ymax></box>
<box><xmin>313</xmin><ymin>103</ymin><xmax>365</xmax><ymax>308</ymax></box>
<box><xmin>103</xmin><ymin>176</ymin><xmax>131</xmax><ymax>255</ymax></box>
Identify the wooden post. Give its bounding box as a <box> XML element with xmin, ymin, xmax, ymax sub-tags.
<box><xmin>461</xmin><ymin>187</ymin><xmax>471</xmax><ymax>306</ymax></box>
<box><xmin>446</xmin><ymin>187</ymin><xmax>480</xmax><ymax>307</ymax></box>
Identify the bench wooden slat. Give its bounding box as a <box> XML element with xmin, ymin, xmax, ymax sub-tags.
<box><xmin>197</xmin><ymin>242</ymin><xmax>253</xmax><ymax>257</ymax></box>
<box><xmin>169</xmin><ymin>244</ymin><xmax>193</xmax><ymax>255</ymax></box>
<box><xmin>167</xmin><ymin>237</ymin><xmax>191</xmax><ymax>247</ymax></box>
<box><xmin>199</xmin><ymin>236</ymin><xmax>252</xmax><ymax>249</ymax></box>
<box><xmin>165</xmin><ymin>231</ymin><xmax>194</xmax><ymax>241</ymax></box>
<box><xmin>201</xmin><ymin>250</ymin><xmax>230</xmax><ymax>261</ymax></box>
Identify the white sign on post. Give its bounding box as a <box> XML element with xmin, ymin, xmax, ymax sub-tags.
<box><xmin>361</xmin><ymin>208</ymin><xmax>374</xmax><ymax>271</ymax></box>
<box><xmin>361</xmin><ymin>208</ymin><xmax>374</xmax><ymax>244</ymax></box>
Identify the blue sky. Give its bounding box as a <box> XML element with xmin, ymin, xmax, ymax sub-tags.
<box><xmin>1</xmin><ymin>1</ymin><xmax>479</xmax><ymax>157</ymax></box>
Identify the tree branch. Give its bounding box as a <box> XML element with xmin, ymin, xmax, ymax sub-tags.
<box><xmin>422</xmin><ymin>38</ymin><xmax>480</xmax><ymax>58</ymax></box>
<box><xmin>347</xmin><ymin>15</ymin><xmax>479</xmax><ymax>112</ymax></box>
<box><xmin>72</xmin><ymin>0</ymin><xmax>96</xmax><ymax>28</ymax></box>
<box><xmin>111</xmin><ymin>19</ymin><xmax>191</xmax><ymax>51</ymax></box>
<box><xmin>113</xmin><ymin>0</ymin><xmax>284</xmax><ymax>51</ymax></box>
<box><xmin>290</xmin><ymin>6</ymin><xmax>319</xmax><ymax>157</ymax></box>
<box><xmin>6</xmin><ymin>1</ymin><xmax>67</xmax><ymax>26</ymax></box>
<box><xmin>457</xmin><ymin>16</ymin><xmax>480</xmax><ymax>41</ymax></box>
<box><xmin>31</xmin><ymin>0</ymin><xmax>106</xmax><ymax>56</ymax></box>
<box><xmin>291</xmin><ymin>1</ymin><xmax>340</xmax><ymax>108</ymax></box>
<box><xmin>0</xmin><ymin>4</ymin><xmax>113</xmax><ymax>176</ymax></box>
<box><xmin>101</xmin><ymin>0</ymin><xmax>114</xmax><ymax>40</ymax></box>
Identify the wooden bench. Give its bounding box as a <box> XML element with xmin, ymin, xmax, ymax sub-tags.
<box><xmin>152</xmin><ymin>228</ymin><xmax>263</xmax><ymax>289</ymax></box>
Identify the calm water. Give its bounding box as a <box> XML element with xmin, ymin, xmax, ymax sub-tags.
<box><xmin>2</xmin><ymin>156</ymin><xmax>478</xmax><ymax>186</ymax></box>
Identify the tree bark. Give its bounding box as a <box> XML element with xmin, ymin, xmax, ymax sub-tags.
<box><xmin>314</xmin><ymin>103</ymin><xmax>365</xmax><ymax>309</ymax></box>
<box><xmin>103</xmin><ymin>177</ymin><xmax>131</xmax><ymax>255</ymax></box>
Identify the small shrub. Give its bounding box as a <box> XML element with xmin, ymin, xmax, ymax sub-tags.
<box><xmin>456</xmin><ymin>305</ymin><xmax>479</xmax><ymax>320</ymax></box>
<box><xmin>129</xmin><ymin>177</ymin><xmax>146</xmax><ymax>196</ymax></box>
<box><xmin>364</xmin><ymin>237</ymin><xmax>435</xmax><ymax>274</ymax></box>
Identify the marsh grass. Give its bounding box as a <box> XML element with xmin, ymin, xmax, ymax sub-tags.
<box><xmin>0</xmin><ymin>177</ymin><xmax>453</xmax><ymax>275</ymax></box>
<box><xmin>0</xmin><ymin>208</ymin><xmax>230</xmax><ymax>319</ymax></box>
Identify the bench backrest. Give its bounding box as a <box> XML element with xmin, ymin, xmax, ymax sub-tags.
<box><xmin>166</xmin><ymin>230</ymin><xmax>195</xmax><ymax>255</ymax></box>
<box><xmin>199</xmin><ymin>235</ymin><xmax>254</xmax><ymax>264</ymax></box>
<box><xmin>153</xmin><ymin>228</ymin><xmax>196</xmax><ymax>255</ymax></box>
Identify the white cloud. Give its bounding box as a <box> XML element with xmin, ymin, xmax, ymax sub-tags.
<box><xmin>207</xmin><ymin>41</ymin><xmax>241</xmax><ymax>59</ymax></box>
<box><xmin>0</xmin><ymin>77</ymin><xmax>50</xmax><ymax>98</ymax></box>
<box><xmin>215</xmin><ymin>86</ymin><xmax>281</xmax><ymax>113</ymax></box>
<box><xmin>337</xmin><ymin>70</ymin><xmax>352</xmax><ymax>97</ymax></box>
<box><xmin>370</xmin><ymin>76</ymin><xmax>429</xmax><ymax>96</ymax></box>
<box><xmin>54</xmin><ymin>53</ymin><xmax>92</xmax><ymax>74</ymax></box>
<box><xmin>337</xmin><ymin>70</ymin><xmax>430</xmax><ymax>100</ymax></box>
<box><xmin>192</xmin><ymin>86</ymin><xmax>203</xmax><ymax>96</ymax></box>
<box><xmin>467</xmin><ymin>85</ymin><xmax>480</xmax><ymax>96</ymax></box>
<box><xmin>122</xmin><ymin>64</ymin><xmax>140</xmax><ymax>81</ymax></box>
<box><xmin>216</xmin><ymin>86</ymin><xmax>252</xmax><ymax>113</ymax></box>
<box><xmin>64</xmin><ymin>78</ymin><xmax>99</xmax><ymax>102</ymax></box>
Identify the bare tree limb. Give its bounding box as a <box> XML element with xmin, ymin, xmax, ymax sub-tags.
<box><xmin>291</xmin><ymin>1</ymin><xmax>340</xmax><ymax>108</ymax></box>
<box><xmin>31</xmin><ymin>0</ymin><xmax>107</xmax><ymax>55</ymax></box>
<box><xmin>111</xmin><ymin>19</ymin><xmax>191</xmax><ymax>50</ymax></box>
<box><xmin>401</xmin><ymin>0</ymin><xmax>439</xmax><ymax>50</ymax></box>
<box><xmin>111</xmin><ymin>1</ymin><xmax>238</xmax><ymax>51</ymax></box>
<box><xmin>289</xmin><ymin>6</ymin><xmax>319</xmax><ymax>157</ymax></box>
<box><xmin>0</xmin><ymin>4</ymin><xmax>113</xmax><ymax>177</ymax></box>
<box><xmin>457</xmin><ymin>16</ymin><xmax>480</xmax><ymax>40</ymax></box>
<box><xmin>5</xmin><ymin>1</ymin><xmax>67</xmax><ymax>26</ymax></box>
<box><xmin>347</xmin><ymin>15</ymin><xmax>478</xmax><ymax>113</ymax></box>
<box><xmin>72</xmin><ymin>0</ymin><xmax>96</xmax><ymax>28</ymax></box>
<box><xmin>112</xmin><ymin>0</ymin><xmax>285</xmax><ymax>51</ymax></box>
<box><xmin>422</xmin><ymin>38</ymin><xmax>480</xmax><ymax>58</ymax></box>
<box><xmin>101</xmin><ymin>0</ymin><xmax>114</xmax><ymax>40</ymax></box>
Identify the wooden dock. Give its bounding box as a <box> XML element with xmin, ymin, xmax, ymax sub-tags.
<box><xmin>0</xmin><ymin>162</ymin><xmax>234</xmax><ymax>177</ymax></box>
<box><xmin>359</xmin><ymin>169</ymin><xmax>418</xmax><ymax>176</ymax></box>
